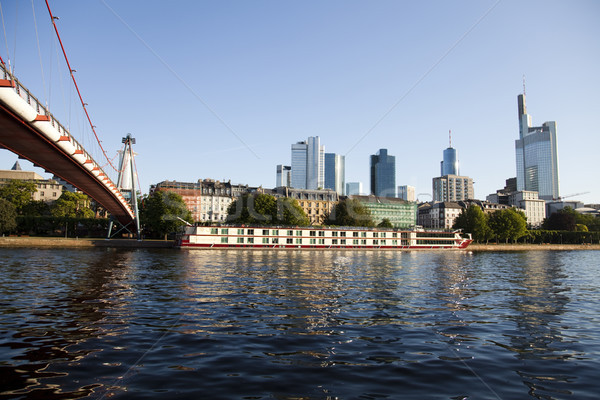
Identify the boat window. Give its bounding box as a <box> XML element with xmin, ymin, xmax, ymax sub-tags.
<box><xmin>332</xmin><ymin>239</ymin><xmax>338</xmax><ymax>244</ymax></box>
<box><xmin>309</xmin><ymin>238</ymin><xmax>316</xmax><ymax>244</ymax></box>
<box><xmin>237</xmin><ymin>229</ymin><xmax>244</xmax><ymax>235</ymax></box>
<box><xmin>262</xmin><ymin>238</ymin><xmax>269</xmax><ymax>244</ymax></box>
<box><xmin>296</xmin><ymin>231</ymin><xmax>302</xmax><ymax>236</ymax></box>
<box><xmin>340</xmin><ymin>232</ymin><xmax>346</xmax><ymax>237</ymax></box>
<box><xmin>361</xmin><ymin>232</ymin><xmax>367</xmax><ymax>237</ymax></box>
<box><xmin>272</xmin><ymin>238</ymin><xmax>279</xmax><ymax>244</ymax></box>
<box><xmin>296</xmin><ymin>238</ymin><xmax>302</xmax><ymax>244</ymax></box>
<box><xmin>263</xmin><ymin>229</ymin><xmax>269</xmax><ymax>235</ymax></box>
<box><xmin>310</xmin><ymin>231</ymin><xmax>316</xmax><ymax>237</ymax></box>
<box><xmin>318</xmin><ymin>239</ymin><xmax>324</xmax><ymax>244</ymax></box>
<box><xmin>247</xmin><ymin>229</ymin><xmax>254</xmax><ymax>235</ymax></box>
<box><xmin>319</xmin><ymin>231</ymin><xmax>325</xmax><ymax>237</ymax></box>
<box><xmin>272</xmin><ymin>230</ymin><xmax>279</xmax><ymax>235</ymax></box>
<box><xmin>373</xmin><ymin>240</ymin><xmax>379</xmax><ymax>245</ymax></box>
<box><xmin>237</xmin><ymin>237</ymin><xmax>244</xmax><ymax>243</ymax></box>
<box><xmin>341</xmin><ymin>239</ymin><xmax>346</xmax><ymax>245</ymax></box>
<box><xmin>373</xmin><ymin>232</ymin><xmax>378</xmax><ymax>238</ymax></box>
<box><xmin>221</xmin><ymin>237</ymin><xmax>228</xmax><ymax>243</ymax></box>
<box><xmin>287</xmin><ymin>230</ymin><xmax>293</xmax><ymax>236</ymax></box>
<box><xmin>331</xmin><ymin>231</ymin><xmax>338</xmax><ymax>237</ymax></box>
<box><xmin>247</xmin><ymin>238</ymin><xmax>254</xmax><ymax>243</ymax></box>
<box><xmin>221</xmin><ymin>228</ymin><xmax>229</xmax><ymax>234</ymax></box>
<box><xmin>353</xmin><ymin>232</ymin><xmax>359</xmax><ymax>237</ymax></box>
<box><xmin>392</xmin><ymin>232</ymin><xmax>398</xmax><ymax>238</ymax></box>
<box><xmin>286</xmin><ymin>238</ymin><xmax>293</xmax><ymax>244</ymax></box>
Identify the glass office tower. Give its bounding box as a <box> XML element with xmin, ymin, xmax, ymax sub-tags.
<box><xmin>324</xmin><ymin>153</ymin><xmax>345</xmax><ymax>195</ymax></box>
<box><xmin>291</xmin><ymin>136</ymin><xmax>324</xmax><ymax>190</ymax></box>
<box><xmin>370</xmin><ymin>149</ymin><xmax>396</xmax><ymax>197</ymax></box>
<box><xmin>515</xmin><ymin>93</ymin><xmax>559</xmax><ymax>201</ymax></box>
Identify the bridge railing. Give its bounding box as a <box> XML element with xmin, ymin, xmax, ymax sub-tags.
<box><xmin>0</xmin><ymin>63</ymin><xmax>111</xmax><ymax>187</ymax></box>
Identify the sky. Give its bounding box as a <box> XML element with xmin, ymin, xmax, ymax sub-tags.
<box><xmin>0</xmin><ymin>0</ymin><xmax>599</xmax><ymax>205</ymax></box>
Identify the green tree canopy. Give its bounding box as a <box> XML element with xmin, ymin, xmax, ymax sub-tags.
<box><xmin>453</xmin><ymin>205</ymin><xmax>492</xmax><ymax>243</ymax></box>
<box><xmin>227</xmin><ymin>193</ymin><xmax>310</xmax><ymax>226</ymax></box>
<box><xmin>543</xmin><ymin>207</ymin><xmax>578</xmax><ymax>231</ymax></box>
<box><xmin>0</xmin><ymin>197</ymin><xmax>17</xmax><ymax>233</ymax></box>
<box><xmin>377</xmin><ymin>218</ymin><xmax>393</xmax><ymax>228</ymax></box>
<box><xmin>140</xmin><ymin>190</ymin><xmax>193</xmax><ymax>239</ymax></box>
<box><xmin>489</xmin><ymin>208</ymin><xmax>528</xmax><ymax>243</ymax></box>
<box><xmin>325</xmin><ymin>198</ymin><xmax>374</xmax><ymax>227</ymax></box>
<box><xmin>51</xmin><ymin>191</ymin><xmax>95</xmax><ymax>218</ymax></box>
<box><xmin>0</xmin><ymin>180</ymin><xmax>36</xmax><ymax>213</ymax></box>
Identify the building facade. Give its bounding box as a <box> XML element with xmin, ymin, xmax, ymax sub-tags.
<box><xmin>432</xmin><ymin>175</ymin><xmax>474</xmax><ymax>202</ymax></box>
<box><xmin>0</xmin><ymin>163</ymin><xmax>64</xmax><ymax>202</ymax></box>
<box><xmin>351</xmin><ymin>195</ymin><xmax>417</xmax><ymax>229</ymax></box>
<box><xmin>441</xmin><ymin>147</ymin><xmax>459</xmax><ymax>176</ymax></box>
<box><xmin>417</xmin><ymin>202</ymin><xmax>463</xmax><ymax>230</ymax></box>
<box><xmin>150</xmin><ymin>179</ymin><xmax>250</xmax><ymax>223</ymax></box>
<box><xmin>515</xmin><ymin>93</ymin><xmax>559</xmax><ymax>200</ymax></box>
<box><xmin>370</xmin><ymin>149</ymin><xmax>396</xmax><ymax>197</ymax></box>
<box><xmin>346</xmin><ymin>182</ymin><xmax>363</xmax><ymax>196</ymax></box>
<box><xmin>275</xmin><ymin>187</ymin><xmax>339</xmax><ymax>225</ymax></box>
<box><xmin>508</xmin><ymin>190</ymin><xmax>546</xmax><ymax>227</ymax></box>
<box><xmin>398</xmin><ymin>185</ymin><xmax>415</xmax><ymax>202</ymax></box>
<box><xmin>324</xmin><ymin>153</ymin><xmax>345</xmax><ymax>195</ymax></box>
<box><xmin>276</xmin><ymin>165</ymin><xmax>291</xmax><ymax>188</ymax></box>
<box><xmin>291</xmin><ymin>136</ymin><xmax>325</xmax><ymax>190</ymax></box>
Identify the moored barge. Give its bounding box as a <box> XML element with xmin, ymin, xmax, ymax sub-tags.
<box><xmin>177</xmin><ymin>225</ymin><xmax>472</xmax><ymax>250</ymax></box>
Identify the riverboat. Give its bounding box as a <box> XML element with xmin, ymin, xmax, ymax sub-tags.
<box><xmin>177</xmin><ymin>225</ymin><xmax>472</xmax><ymax>250</ymax></box>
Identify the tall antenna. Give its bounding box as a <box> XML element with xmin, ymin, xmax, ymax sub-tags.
<box><xmin>449</xmin><ymin>129</ymin><xmax>452</xmax><ymax>148</ymax></box>
<box><xmin>523</xmin><ymin>74</ymin><xmax>526</xmax><ymax>96</ymax></box>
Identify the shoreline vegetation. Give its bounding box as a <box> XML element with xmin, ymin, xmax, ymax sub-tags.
<box><xmin>1</xmin><ymin>236</ymin><xmax>599</xmax><ymax>251</ymax></box>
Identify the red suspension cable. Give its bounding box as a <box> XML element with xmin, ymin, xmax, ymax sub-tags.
<box><xmin>44</xmin><ymin>0</ymin><xmax>118</xmax><ymax>172</ymax></box>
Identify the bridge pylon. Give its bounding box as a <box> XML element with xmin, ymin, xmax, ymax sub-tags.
<box><xmin>107</xmin><ymin>134</ymin><xmax>141</xmax><ymax>239</ymax></box>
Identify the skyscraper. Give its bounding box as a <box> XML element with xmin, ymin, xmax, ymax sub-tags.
<box><xmin>346</xmin><ymin>182</ymin><xmax>363</xmax><ymax>196</ymax></box>
<box><xmin>324</xmin><ymin>153</ymin><xmax>345</xmax><ymax>195</ymax></box>
<box><xmin>398</xmin><ymin>185</ymin><xmax>416</xmax><ymax>202</ymax></box>
<box><xmin>440</xmin><ymin>131</ymin><xmax>459</xmax><ymax>176</ymax></box>
<box><xmin>291</xmin><ymin>136</ymin><xmax>324</xmax><ymax>190</ymax></box>
<box><xmin>276</xmin><ymin>165</ymin><xmax>291</xmax><ymax>187</ymax></box>
<box><xmin>370</xmin><ymin>149</ymin><xmax>396</xmax><ymax>197</ymax></box>
<box><xmin>515</xmin><ymin>93</ymin><xmax>559</xmax><ymax>201</ymax></box>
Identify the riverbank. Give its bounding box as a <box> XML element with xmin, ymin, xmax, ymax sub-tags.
<box><xmin>469</xmin><ymin>243</ymin><xmax>600</xmax><ymax>251</ymax></box>
<box><xmin>0</xmin><ymin>236</ymin><xmax>174</xmax><ymax>248</ymax></box>
<box><xmin>1</xmin><ymin>236</ymin><xmax>599</xmax><ymax>250</ymax></box>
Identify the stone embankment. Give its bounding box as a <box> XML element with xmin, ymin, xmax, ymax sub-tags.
<box><xmin>468</xmin><ymin>243</ymin><xmax>600</xmax><ymax>251</ymax></box>
<box><xmin>0</xmin><ymin>236</ymin><xmax>174</xmax><ymax>248</ymax></box>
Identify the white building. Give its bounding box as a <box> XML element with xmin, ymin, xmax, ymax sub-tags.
<box><xmin>276</xmin><ymin>165</ymin><xmax>291</xmax><ymax>188</ymax></box>
<box><xmin>508</xmin><ymin>190</ymin><xmax>546</xmax><ymax>228</ymax></box>
<box><xmin>418</xmin><ymin>202</ymin><xmax>463</xmax><ymax>229</ymax></box>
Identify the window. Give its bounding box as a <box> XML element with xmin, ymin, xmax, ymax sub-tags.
<box><xmin>373</xmin><ymin>232</ymin><xmax>378</xmax><ymax>238</ymax></box>
<box><xmin>318</xmin><ymin>239</ymin><xmax>325</xmax><ymax>244</ymax></box>
<box><xmin>221</xmin><ymin>228</ymin><xmax>229</xmax><ymax>234</ymax></box>
<box><xmin>319</xmin><ymin>231</ymin><xmax>325</xmax><ymax>237</ymax></box>
<box><xmin>381</xmin><ymin>232</ymin><xmax>386</xmax><ymax>238</ymax></box>
<box><xmin>40</xmin><ymin>191</ymin><xmax>45</xmax><ymax>196</ymax></box>
<box><xmin>296</xmin><ymin>231</ymin><xmax>302</xmax><ymax>236</ymax></box>
<box><xmin>373</xmin><ymin>240</ymin><xmax>379</xmax><ymax>245</ymax></box>
<box><xmin>332</xmin><ymin>231</ymin><xmax>338</xmax><ymax>237</ymax></box>
<box><xmin>221</xmin><ymin>237</ymin><xmax>228</xmax><ymax>243</ymax></box>
<box><xmin>247</xmin><ymin>229</ymin><xmax>254</xmax><ymax>235</ymax></box>
<box><xmin>237</xmin><ymin>237</ymin><xmax>244</xmax><ymax>243</ymax></box>
<box><xmin>392</xmin><ymin>232</ymin><xmax>398</xmax><ymax>238</ymax></box>
<box><xmin>287</xmin><ymin>230</ymin><xmax>293</xmax><ymax>236</ymax></box>
<box><xmin>353</xmin><ymin>239</ymin><xmax>359</xmax><ymax>245</ymax></box>
<box><xmin>237</xmin><ymin>229</ymin><xmax>244</xmax><ymax>235</ymax></box>
<box><xmin>340</xmin><ymin>239</ymin><xmax>346</xmax><ymax>245</ymax></box>
<box><xmin>353</xmin><ymin>232</ymin><xmax>359</xmax><ymax>237</ymax></box>
<box><xmin>310</xmin><ymin>231</ymin><xmax>316</xmax><ymax>237</ymax></box>
<box><xmin>211</xmin><ymin>228</ymin><xmax>218</xmax><ymax>234</ymax></box>
<box><xmin>340</xmin><ymin>232</ymin><xmax>346</xmax><ymax>237</ymax></box>
<box><xmin>361</xmin><ymin>239</ymin><xmax>367</xmax><ymax>245</ymax></box>
<box><xmin>286</xmin><ymin>238</ymin><xmax>293</xmax><ymax>244</ymax></box>
<box><xmin>272</xmin><ymin>238</ymin><xmax>279</xmax><ymax>244</ymax></box>
<box><xmin>263</xmin><ymin>229</ymin><xmax>269</xmax><ymax>235</ymax></box>
<box><xmin>262</xmin><ymin>238</ymin><xmax>269</xmax><ymax>244</ymax></box>
<box><xmin>272</xmin><ymin>230</ymin><xmax>279</xmax><ymax>235</ymax></box>
<box><xmin>296</xmin><ymin>238</ymin><xmax>302</xmax><ymax>244</ymax></box>
<box><xmin>310</xmin><ymin>238</ymin><xmax>316</xmax><ymax>244</ymax></box>
<box><xmin>361</xmin><ymin>232</ymin><xmax>367</xmax><ymax>237</ymax></box>
<box><xmin>332</xmin><ymin>239</ymin><xmax>338</xmax><ymax>245</ymax></box>
<box><xmin>247</xmin><ymin>238</ymin><xmax>254</xmax><ymax>244</ymax></box>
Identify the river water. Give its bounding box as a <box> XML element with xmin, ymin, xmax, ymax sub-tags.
<box><xmin>0</xmin><ymin>248</ymin><xmax>599</xmax><ymax>399</ymax></box>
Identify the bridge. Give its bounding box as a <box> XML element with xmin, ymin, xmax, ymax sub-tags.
<box><xmin>0</xmin><ymin>61</ymin><xmax>136</xmax><ymax>230</ymax></box>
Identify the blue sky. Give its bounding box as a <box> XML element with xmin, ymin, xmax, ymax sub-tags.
<box><xmin>1</xmin><ymin>0</ymin><xmax>599</xmax><ymax>205</ymax></box>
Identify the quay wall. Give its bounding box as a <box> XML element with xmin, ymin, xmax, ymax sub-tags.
<box><xmin>0</xmin><ymin>236</ymin><xmax>174</xmax><ymax>248</ymax></box>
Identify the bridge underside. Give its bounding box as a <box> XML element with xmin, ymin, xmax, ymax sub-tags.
<box><xmin>0</xmin><ymin>104</ymin><xmax>134</xmax><ymax>227</ymax></box>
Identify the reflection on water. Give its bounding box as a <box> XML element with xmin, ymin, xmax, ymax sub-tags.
<box><xmin>0</xmin><ymin>248</ymin><xmax>599</xmax><ymax>399</ymax></box>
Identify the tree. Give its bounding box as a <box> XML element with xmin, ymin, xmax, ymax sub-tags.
<box><xmin>0</xmin><ymin>198</ymin><xmax>17</xmax><ymax>233</ymax></box>
<box><xmin>489</xmin><ymin>208</ymin><xmax>528</xmax><ymax>243</ymax></box>
<box><xmin>227</xmin><ymin>194</ymin><xmax>310</xmax><ymax>226</ymax></box>
<box><xmin>325</xmin><ymin>198</ymin><xmax>374</xmax><ymax>227</ymax></box>
<box><xmin>543</xmin><ymin>207</ymin><xmax>577</xmax><ymax>231</ymax></box>
<box><xmin>140</xmin><ymin>190</ymin><xmax>193</xmax><ymax>239</ymax></box>
<box><xmin>377</xmin><ymin>218</ymin><xmax>393</xmax><ymax>228</ymax></box>
<box><xmin>0</xmin><ymin>180</ymin><xmax>36</xmax><ymax>213</ymax></box>
<box><xmin>51</xmin><ymin>192</ymin><xmax>95</xmax><ymax>218</ymax></box>
<box><xmin>453</xmin><ymin>205</ymin><xmax>492</xmax><ymax>243</ymax></box>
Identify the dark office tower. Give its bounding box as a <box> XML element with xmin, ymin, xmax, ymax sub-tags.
<box><xmin>324</xmin><ymin>153</ymin><xmax>345</xmax><ymax>195</ymax></box>
<box><xmin>370</xmin><ymin>149</ymin><xmax>396</xmax><ymax>197</ymax></box>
